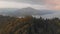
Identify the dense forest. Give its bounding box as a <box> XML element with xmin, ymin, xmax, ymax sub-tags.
<box><xmin>0</xmin><ymin>15</ymin><xmax>60</xmax><ymax>34</ymax></box>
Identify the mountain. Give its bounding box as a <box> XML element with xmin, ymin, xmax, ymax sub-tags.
<box><xmin>0</xmin><ymin>7</ymin><xmax>54</xmax><ymax>17</ymax></box>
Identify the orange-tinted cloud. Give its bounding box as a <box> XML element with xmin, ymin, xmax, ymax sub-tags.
<box><xmin>45</xmin><ymin>0</ymin><xmax>60</xmax><ymax>10</ymax></box>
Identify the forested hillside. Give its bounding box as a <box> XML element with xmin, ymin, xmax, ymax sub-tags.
<box><xmin>0</xmin><ymin>15</ymin><xmax>60</xmax><ymax>34</ymax></box>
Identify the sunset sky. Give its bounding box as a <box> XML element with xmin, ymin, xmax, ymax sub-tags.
<box><xmin>0</xmin><ymin>0</ymin><xmax>60</xmax><ymax>10</ymax></box>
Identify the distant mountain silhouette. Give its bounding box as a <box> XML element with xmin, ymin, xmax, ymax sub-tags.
<box><xmin>0</xmin><ymin>7</ymin><xmax>54</xmax><ymax>17</ymax></box>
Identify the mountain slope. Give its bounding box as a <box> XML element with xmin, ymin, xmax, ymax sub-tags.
<box><xmin>0</xmin><ymin>15</ymin><xmax>60</xmax><ymax>34</ymax></box>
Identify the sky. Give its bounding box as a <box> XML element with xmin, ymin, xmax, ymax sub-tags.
<box><xmin>0</xmin><ymin>0</ymin><xmax>60</xmax><ymax>10</ymax></box>
<box><xmin>0</xmin><ymin>0</ymin><xmax>60</xmax><ymax>18</ymax></box>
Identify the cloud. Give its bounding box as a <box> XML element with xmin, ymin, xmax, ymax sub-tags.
<box><xmin>0</xmin><ymin>1</ymin><xmax>47</xmax><ymax>10</ymax></box>
<box><xmin>1</xmin><ymin>0</ymin><xmax>44</xmax><ymax>4</ymax></box>
<box><xmin>0</xmin><ymin>1</ymin><xmax>30</xmax><ymax>8</ymax></box>
<box><xmin>44</xmin><ymin>0</ymin><xmax>60</xmax><ymax>10</ymax></box>
<box><xmin>0</xmin><ymin>0</ymin><xmax>60</xmax><ymax>10</ymax></box>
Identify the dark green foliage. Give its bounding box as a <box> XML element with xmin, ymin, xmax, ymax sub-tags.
<box><xmin>0</xmin><ymin>15</ymin><xmax>60</xmax><ymax>34</ymax></box>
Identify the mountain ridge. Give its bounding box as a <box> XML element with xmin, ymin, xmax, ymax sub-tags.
<box><xmin>0</xmin><ymin>7</ymin><xmax>54</xmax><ymax>17</ymax></box>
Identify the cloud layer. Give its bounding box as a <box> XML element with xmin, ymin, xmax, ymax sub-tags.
<box><xmin>0</xmin><ymin>1</ymin><xmax>48</xmax><ymax>10</ymax></box>
<box><xmin>0</xmin><ymin>0</ymin><xmax>60</xmax><ymax>10</ymax></box>
<box><xmin>45</xmin><ymin>0</ymin><xmax>60</xmax><ymax>10</ymax></box>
